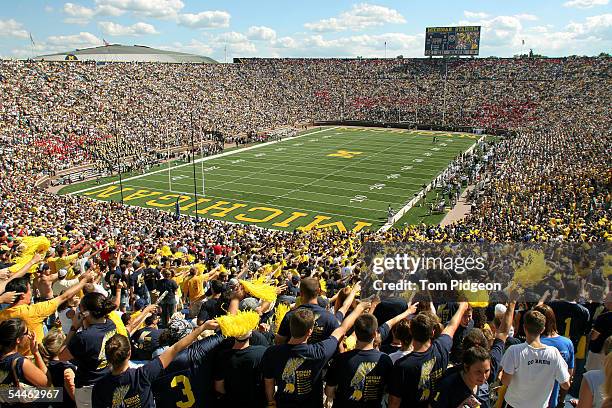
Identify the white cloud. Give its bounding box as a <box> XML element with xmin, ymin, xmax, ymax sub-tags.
<box><xmin>62</xmin><ymin>2</ymin><xmax>125</xmax><ymax>24</ymax></box>
<box><xmin>63</xmin><ymin>3</ymin><xmax>97</xmax><ymax>24</ymax></box>
<box><xmin>46</xmin><ymin>32</ymin><xmax>102</xmax><ymax>48</ymax></box>
<box><xmin>567</xmin><ymin>13</ymin><xmax>612</xmax><ymax>36</ymax></box>
<box><xmin>99</xmin><ymin>21</ymin><xmax>158</xmax><ymax>36</ymax></box>
<box><xmin>563</xmin><ymin>0</ymin><xmax>609</xmax><ymax>8</ymax></box>
<box><xmin>212</xmin><ymin>32</ymin><xmax>256</xmax><ymax>54</ymax></box>
<box><xmin>95</xmin><ymin>5</ymin><xmax>124</xmax><ymax>16</ymax></box>
<box><xmin>247</xmin><ymin>26</ymin><xmax>276</xmax><ymax>41</ymax></box>
<box><xmin>457</xmin><ymin>12</ymin><xmax>612</xmax><ymax>56</ymax></box>
<box><xmin>304</xmin><ymin>3</ymin><xmax>406</xmax><ymax>32</ymax></box>
<box><xmin>273</xmin><ymin>36</ymin><xmax>298</xmax><ymax>49</ymax></box>
<box><xmin>177</xmin><ymin>11</ymin><xmax>230</xmax><ymax>28</ymax></box>
<box><xmin>93</xmin><ymin>0</ymin><xmax>184</xmax><ymax>19</ymax></box>
<box><xmin>44</xmin><ymin>5</ymin><xmax>54</xmax><ymax>12</ymax></box>
<box><xmin>464</xmin><ymin>11</ymin><xmax>489</xmax><ymax>19</ymax></box>
<box><xmin>160</xmin><ymin>39</ymin><xmax>213</xmax><ymax>56</ymax></box>
<box><xmin>301</xmin><ymin>32</ymin><xmax>420</xmax><ymax>57</ymax></box>
<box><xmin>8</xmin><ymin>31</ymin><xmax>103</xmax><ymax>59</ymax></box>
<box><xmin>0</xmin><ymin>19</ymin><xmax>29</xmax><ymax>39</ymax></box>
<box><xmin>514</xmin><ymin>14</ymin><xmax>538</xmax><ymax>21</ymax></box>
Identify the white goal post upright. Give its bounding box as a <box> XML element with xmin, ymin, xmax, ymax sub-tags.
<box><xmin>200</xmin><ymin>138</ymin><xmax>205</xmax><ymax>197</ymax></box>
<box><xmin>167</xmin><ymin>135</ymin><xmax>173</xmax><ymax>193</ymax></box>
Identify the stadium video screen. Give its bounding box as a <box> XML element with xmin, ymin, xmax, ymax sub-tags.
<box><xmin>425</xmin><ymin>26</ymin><xmax>481</xmax><ymax>56</ymax></box>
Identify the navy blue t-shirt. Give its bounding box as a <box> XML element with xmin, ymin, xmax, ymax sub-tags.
<box><xmin>450</xmin><ymin>322</ymin><xmax>475</xmax><ymax>365</ymax></box>
<box><xmin>0</xmin><ymin>352</ymin><xmax>25</xmax><ymax>386</ymax></box>
<box><xmin>92</xmin><ymin>357</ymin><xmax>164</xmax><ymax>408</ymax></box>
<box><xmin>439</xmin><ymin>337</ymin><xmax>505</xmax><ymax>408</ymax></box>
<box><xmin>262</xmin><ymin>336</ymin><xmax>339</xmax><ymax>408</ymax></box>
<box><xmin>130</xmin><ymin>327</ymin><xmax>163</xmax><ymax>361</ymax></box>
<box><xmin>277</xmin><ymin>304</ymin><xmax>339</xmax><ymax>343</ymax></box>
<box><xmin>431</xmin><ymin>370</ymin><xmax>485</xmax><ymax>408</ymax></box>
<box><xmin>48</xmin><ymin>360</ymin><xmax>77</xmax><ymax>408</ymax></box>
<box><xmin>213</xmin><ymin>345</ymin><xmax>267</xmax><ymax>407</ymax></box>
<box><xmin>68</xmin><ymin>319</ymin><xmax>117</xmax><ymax>387</ymax></box>
<box><xmin>548</xmin><ymin>301</ymin><xmax>590</xmax><ymax>349</ymax></box>
<box><xmin>326</xmin><ymin>348</ymin><xmax>393</xmax><ymax>408</ymax></box>
<box><xmin>0</xmin><ymin>353</ymin><xmax>29</xmax><ymax>407</ymax></box>
<box><xmin>152</xmin><ymin>334</ymin><xmax>225</xmax><ymax>408</ymax></box>
<box><xmin>589</xmin><ymin>311</ymin><xmax>612</xmax><ymax>353</ymax></box>
<box><xmin>388</xmin><ymin>334</ymin><xmax>453</xmax><ymax>408</ymax></box>
<box><xmin>129</xmin><ymin>269</ymin><xmax>149</xmax><ymax>298</ymax></box>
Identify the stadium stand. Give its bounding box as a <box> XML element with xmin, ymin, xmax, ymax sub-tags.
<box><xmin>0</xmin><ymin>56</ymin><xmax>610</xmax><ymax>408</ymax></box>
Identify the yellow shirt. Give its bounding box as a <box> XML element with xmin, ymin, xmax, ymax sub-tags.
<box><xmin>130</xmin><ymin>310</ymin><xmax>145</xmax><ymax>331</ymax></box>
<box><xmin>107</xmin><ymin>310</ymin><xmax>128</xmax><ymax>337</ymax></box>
<box><xmin>185</xmin><ymin>274</ymin><xmax>207</xmax><ymax>301</ymax></box>
<box><xmin>47</xmin><ymin>254</ymin><xmax>79</xmax><ymax>278</ymax></box>
<box><xmin>0</xmin><ymin>298</ymin><xmax>60</xmax><ymax>355</ymax></box>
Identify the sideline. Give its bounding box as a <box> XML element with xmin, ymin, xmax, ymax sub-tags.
<box><xmin>377</xmin><ymin>134</ymin><xmax>485</xmax><ymax>233</ymax></box>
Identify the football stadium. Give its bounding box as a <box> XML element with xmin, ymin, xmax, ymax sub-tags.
<box><xmin>0</xmin><ymin>1</ymin><xmax>610</xmax><ymax>408</ymax></box>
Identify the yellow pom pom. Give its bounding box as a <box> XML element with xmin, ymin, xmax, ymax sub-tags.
<box><xmin>512</xmin><ymin>249</ymin><xmax>551</xmax><ymax>288</ymax></box>
<box><xmin>461</xmin><ymin>289</ymin><xmax>489</xmax><ymax>308</ymax></box>
<box><xmin>344</xmin><ymin>334</ymin><xmax>357</xmax><ymax>351</ymax></box>
<box><xmin>216</xmin><ymin>311</ymin><xmax>260</xmax><ymax>338</ymax></box>
<box><xmin>274</xmin><ymin>303</ymin><xmax>291</xmax><ymax>334</ymax></box>
<box><xmin>9</xmin><ymin>236</ymin><xmax>50</xmax><ymax>273</ymax></box>
<box><xmin>240</xmin><ymin>279</ymin><xmax>277</xmax><ymax>302</ymax></box>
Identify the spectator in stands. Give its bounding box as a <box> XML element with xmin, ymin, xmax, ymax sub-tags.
<box><xmin>501</xmin><ymin>310</ymin><xmax>571</xmax><ymax>408</ymax></box>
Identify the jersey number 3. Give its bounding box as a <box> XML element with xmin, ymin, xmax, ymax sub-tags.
<box><xmin>171</xmin><ymin>375</ymin><xmax>196</xmax><ymax>408</ymax></box>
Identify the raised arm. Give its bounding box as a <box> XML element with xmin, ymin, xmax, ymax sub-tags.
<box><xmin>497</xmin><ymin>294</ymin><xmax>517</xmax><ymax>342</ymax></box>
<box><xmin>0</xmin><ymin>253</ymin><xmax>43</xmax><ymax>292</ymax></box>
<box><xmin>158</xmin><ymin>320</ymin><xmax>219</xmax><ymax>368</ymax></box>
<box><xmin>442</xmin><ymin>302</ymin><xmax>469</xmax><ymax>338</ymax></box>
<box><xmin>336</xmin><ymin>282</ymin><xmax>361</xmax><ymax>319</ymax></box>
<box><xmin>56</xmin><ymin>272</ymin><xmax>94</xmax><ymax>304</ymax></box>
<box><xmin>126</xmin><ymin>305</ymin><xmax>160</xmax><ymax>336</ymax></box>
<box><xmin>331</xmin><ymin>301</ymin><xmax>371</xmax><ymax>341</ymax></box>
<box><xmin>384</xmin><ymin>302</ymin><xmax>418</xmax><ymax>329</ymax></box>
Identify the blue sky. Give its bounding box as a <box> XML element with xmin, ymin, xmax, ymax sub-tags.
<box><xmin>0</xmin><ymin>0</ymin><xmax>610</xmax><ymax>60</ymax></box>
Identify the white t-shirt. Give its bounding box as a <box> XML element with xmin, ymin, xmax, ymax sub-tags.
<box><xmin>388</xmin><ymin>349</ymin><xmax>412</xmax><ymax>364</ymax></box>
<box><xmin>501</xmin><ymin>342</ymin><xmax>570</xmax><ymax>408</ymax></box>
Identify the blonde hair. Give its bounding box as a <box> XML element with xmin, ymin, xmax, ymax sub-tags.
<box><xmin>39</xmin><ymin>328</ymin><xmax>66</xmax><ymax>364</ymax></box>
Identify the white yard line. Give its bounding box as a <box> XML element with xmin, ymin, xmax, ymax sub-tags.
<box><xmin>68</xmin><ymin>126</ymin><xmax>339</xmax><ymax>195</ymax></box>
<box><xmin>270</xmin><ymin>134</ymin><xmax>417</xmax><ymax>204</ymax></box>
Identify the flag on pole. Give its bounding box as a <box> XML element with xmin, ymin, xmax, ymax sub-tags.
<box><xmin>103</xmin><ymin>38</ymin><xmax>110</xmax><ymax>46</ymax></box>
<box><xmin>522</xmin><ymin>39</ymin><xmax>525</xmax><ymax>45</ymax></box>
<box><xmin>29</xmin><ymin>32</ymin><xmax>35</xmax><ymax>47</ymax></box>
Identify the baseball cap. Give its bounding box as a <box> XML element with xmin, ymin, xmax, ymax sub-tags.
<box><xmin>168</xmin><ymin>318</ymin><xmax>194</xmax><ymax>343</ymax></box>
<box><xmin>58</xmin><ymin>269</ymin><xmax>68</xmax><ymax>279</ymax></box>
<box><xmin>239</xmin><ymin>297</ymin><xmax>259</xmax><ymax>311</ymax></box>
<box><xmin>494</xmin><ymin>304</ymin><xmax>507</xmax><ymax>318</ymax></box>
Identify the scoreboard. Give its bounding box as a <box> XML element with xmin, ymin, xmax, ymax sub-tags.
<box><xmin>425</xmin><ymin>26</ymin><xmax>481</xmax><ymax>56</ymax></box>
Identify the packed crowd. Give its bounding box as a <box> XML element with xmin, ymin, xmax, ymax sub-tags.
<box><xmin>0</xmin><ymin>56</ymin><xmax>610</xmax><ymax>407</ymax></box>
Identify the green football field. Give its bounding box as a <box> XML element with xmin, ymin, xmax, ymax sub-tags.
<box><xmin>62</xmin><ymin>126</ymin><xmax>479</xmax><ymax>232</ymax></box>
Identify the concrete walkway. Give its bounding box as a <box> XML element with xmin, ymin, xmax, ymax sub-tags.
<box><xmin>440</xmin><ymin>185</ymin><xmax>474</xmax><ymax>226</ymax></box>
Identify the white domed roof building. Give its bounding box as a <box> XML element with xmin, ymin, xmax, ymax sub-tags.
<box><xmin>35</xmin><ymin>44</ymin><xmax>217</xmax><ymax>63</ymax></box>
